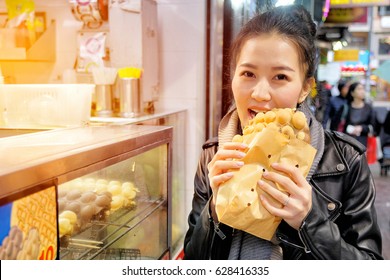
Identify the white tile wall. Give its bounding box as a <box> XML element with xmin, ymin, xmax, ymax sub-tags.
<box><xmin>156</xmin><ymin>0</ymin><xmax>207</xmax><ymax>218</ymax></box>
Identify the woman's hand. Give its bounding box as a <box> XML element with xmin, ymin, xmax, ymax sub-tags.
<box><xmin>207</xmin><ymin>142</ymin><xmax>247</xmax><ymax>209</ymax></box>
<box><xmin>258</xmin><ymin>162</ymin><xmax>312</xmax><ymax>230</ymax></box>
<box><xmin>353</xmin><ymin>125</ymin><xmax>363</xmax><ymax>136</ymax></box>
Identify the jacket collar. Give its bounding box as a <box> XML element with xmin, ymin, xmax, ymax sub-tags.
<box><xmin>312</xmin><ymin>130</ymin><xmax>350</xmax><ymax>178</ymax></box>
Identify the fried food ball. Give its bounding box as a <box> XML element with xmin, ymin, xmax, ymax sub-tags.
<box><xmin>264</xmin><ymin>111</ymin><xmax>276</xmax><ymax>123</ymax></box>
<box><xmin>281</xmin><ymin>125</ymin><xmax>295</xmax><ymax>138</ymax></box>
<box><xmin>276</xmin><ymin>108</ymin><xmax>292</xmax><ymax>125</ymax></box>
<box><xmin>291</xmin><ymin>111</ymin><xmax>306</xmax><ymax>130</ymax></box>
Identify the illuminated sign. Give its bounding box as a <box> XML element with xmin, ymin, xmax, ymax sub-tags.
<box><xmin>334</xmin><ymin>49</ymin><xmax>360</xmax><ymax>61</ymax></box>
<box><xmin>325</xmin><ymin>7</ymin><xmax>368</xmax><ymax>23</ymax></box>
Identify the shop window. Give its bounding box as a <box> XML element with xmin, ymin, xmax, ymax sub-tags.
<box><xmin>378</xmin><ymin>37</ymin><xmax>390</xmax><ymax>55</ymax></box>
<box><xmin>378</xmin><ymin>6</ymin><xmax>390</xmax><ymax>16</ymax></box>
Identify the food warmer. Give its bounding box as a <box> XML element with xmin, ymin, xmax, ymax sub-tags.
<box><xmin>0</xmin><ymin>125</ymin><xmax>172</xmax><ymax>260</ymax></box>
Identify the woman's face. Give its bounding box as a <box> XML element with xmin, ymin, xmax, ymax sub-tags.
<box><xmin>232</xmin><ymin>34</ymin><xmax>312</xmax><ymax>128</ymax></box>
<box><xmin>340</xmin><ymin>84</ymin><xmax>349</xmax><ymax>97</ymax></box>
<box><xmin>351</xmin><ymin>84</ymin><xmax>365</xmax><ymax>101</ymax></box>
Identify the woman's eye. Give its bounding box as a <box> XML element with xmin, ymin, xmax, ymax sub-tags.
<box><xmin>242</xmin><ymin>71</ymin><xmax>255</xmax><ymax>78</ymax></box>
<box><xmin>275</xmin><ymin>74</ymin><xmax>287</xmax><ymax>80</ymax></box>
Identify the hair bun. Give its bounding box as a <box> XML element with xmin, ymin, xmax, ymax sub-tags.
<box><xmin>288</xmin><ymin>5</ymin><xmax>317</xmax><ymax>38</ymax></box>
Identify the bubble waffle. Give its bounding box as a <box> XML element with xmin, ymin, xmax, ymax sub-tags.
<box><xmin>17</xmin><ymin>228</ymin><xmax>40</xmax><ymax>260</ymax></box>
<box><xmin>58</xmin><ymin>178</ymin><xmax>140</xmax><ymax>241</ymax></box>
<box><xmin>58</xmin><ymin>190</ymin><xmax>112</xmax><ymax>235</ymax></box>
<box><xmin>236</xmin><ymin>108</ymin><xmax>310</xmax><ymax>145</ymax></box>
<box><xmin>216</xmin><ymin>108</ymin><xmax>317</xmax><ymax>240</ymax></box>
<box><xmin>0</xmin><ymin>226</ymin><xmax>23</xmax><ymax>260</ymax></box>
<box><xmin>58</xmin><ymin>211</ymin><xmax>78</xmax><ymax>237</ymax></box>
<box><xmin>59</xmin><ymin>178</ymin><xmax>140</xmax><ymax>213</ymax></box>
<box><xmin>10</xmin><ymin>187</ymin><xmax>57</xmax><ymax>259</ymax></box>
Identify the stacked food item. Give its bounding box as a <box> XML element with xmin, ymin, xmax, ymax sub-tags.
<box><xmin>0</xmin><ymin>226</ymin><xmax>23</xmax><ymax>259</ymax></box>
<box><xmin>215</xmin><ymin>108</ymin><xmax>317</xmax><ymax>240</ymax></box>
<box><xmin>58</xmin><ymin>178</ymin><xmax>139</xmax><ymax>238</ymax></box>
<box><xmin>0</xmin><ymin>187</ymin><xmax>57</xmax><ymax>260</ymax></box>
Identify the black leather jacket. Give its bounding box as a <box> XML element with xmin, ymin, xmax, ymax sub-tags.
<box><xmin>184</xmin><ymin>130</ymin><xmax>383</xmax><ymax>260</ymax></box>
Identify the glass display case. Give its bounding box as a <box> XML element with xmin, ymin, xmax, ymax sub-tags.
<box><xmin>90</xmin><ymin>109</ymin><xmax>187</xmax><ymax>258</ymax></box>
<box><xmin>0</xmin><ymin>125</ymin><xmax>172</xmax><ymax>260</ymax></box>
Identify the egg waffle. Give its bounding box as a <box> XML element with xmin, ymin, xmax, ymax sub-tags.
<box><xmin>10</xmin><ymin>187</ymin><xmax>57</xmax><ymax>260</ymax></box>
<box><xmin>216</xmin><ymin>108</ymin><xmax>317</xmax><ymax>240</ymax></box>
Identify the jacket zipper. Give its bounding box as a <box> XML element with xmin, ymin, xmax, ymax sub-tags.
<box><xmin>208</xmin><ymin>219</ymin><xmax>215</xmax><ymax>259</ymax></box>
<box><xmin>213</xmin><ymin>221</ymin><xmax>227</xmax><ymax>240</ymax></box>
<box><xmin>208</xmin><ymin>219</ymin><xmax>227</xmax><ymax>259</ymax></box>
<box><xmin>297</xmin><ymin>221</ymin><xmax>312</xmax><ymax>254</ymax></box>
<box><xmin>278</xmin><ymin>235</ymin><xmax>306</xmax><ymax>251</ymax></box>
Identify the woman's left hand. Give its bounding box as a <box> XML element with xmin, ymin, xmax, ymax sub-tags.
<box><xmin>257</xmin><ymin>162</ymin><xmax>312</xmax><ymax>230</ymax></box>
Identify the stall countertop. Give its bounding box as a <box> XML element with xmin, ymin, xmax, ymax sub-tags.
<box><xmin>90</xmin><ymin>108</ymin><xmax>187</xmax><ymax>125</ymax></box>
<box><xmin>0</xmin><ymin>125</ymin><xmax>171</xmax><ymax>176</ymax></box>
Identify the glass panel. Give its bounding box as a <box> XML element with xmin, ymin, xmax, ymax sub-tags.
<box><xmin>166</xmin><ymin>112</ymin><xmax>187</xmax><ymax>253</ymax></box>
<box><xmin>58</xmin><ymin>144</ymin><xmax>168</xmax><ymax>260</ymax></box>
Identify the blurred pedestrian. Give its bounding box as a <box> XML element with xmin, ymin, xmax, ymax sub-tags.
<box><xmin>337</xmin><ymin>82</ymin><xmax>377</xmax><ymax>147</ymax></box>
<box><xmin>314</xmin><ymin>80</ymin><xmax>331</xmax><ymax>123</ymax></box>
<box><xmin>322</xmin><ymin>79</ymin><xmax>350</xmax><ymax>130</ymax></box>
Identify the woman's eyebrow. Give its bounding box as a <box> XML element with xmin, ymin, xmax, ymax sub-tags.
<box><xmin>238</xmin><ymin>62</ymin><xmax>257</xmax><ymax>69</ymax></box>
<box><xmin>271</xmin><ymin>66</ymin><xmax>295</xmax><ymax>72</ymax></box>
<box><xmin>238</xmin><ymin>63</ymin><xmax>295</xmax><ymax>72</ymax></box>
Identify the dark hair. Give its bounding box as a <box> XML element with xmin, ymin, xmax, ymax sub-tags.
<box><xmin>346</xmin><ymin>82</ymin><xmax>361</xmax><ymax>103</ymax></box>
<box><xmin>337</xmin><ymin>79</ymin><xmax>348</xmax><ymax>93</ymax></box>
<box><xmin>337</xmin><ymin>79</ymin><xmax>347</xmax><ymax>93</ymax></box>
<box><xmin>229</xmin><ymin>4</ymin><xmax>318</xmax><ymax>80</ymax></box>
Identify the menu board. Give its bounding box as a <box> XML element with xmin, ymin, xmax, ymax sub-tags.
<box><xmin>0</xmin><ymin>187</ymin><xmax>57</xmax><ymax>260</ymax></box>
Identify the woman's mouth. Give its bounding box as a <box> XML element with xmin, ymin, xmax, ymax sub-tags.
<box><xmin>249</xmin><ymin>109</ymin><xmax>257</xmax><ymax>119</ymax></box>
<box><xmin>248</xmin><ymin>109</ymin><xmax>263</xmax><ymax>120</ymax></box>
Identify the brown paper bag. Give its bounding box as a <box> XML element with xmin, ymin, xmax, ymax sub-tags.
<box><xmin>215</xmin><ymin>127</ymin><xmax>317</xmax><ymax>240</ymax></box>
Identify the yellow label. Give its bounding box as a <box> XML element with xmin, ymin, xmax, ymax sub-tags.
<box><xmin>331</xmin><ymin>0</ymin><xmax>350</xmax><ymax>4</ymax></box>
<box><xmin>334</xmin><ymin>49</ymin><xmax>360</xmax><ymax>61</ymax></box>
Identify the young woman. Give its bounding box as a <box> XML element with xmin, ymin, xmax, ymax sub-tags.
<box><xmin>338</xmin><ymin>82</ymin><xmax>378</xmax><ymax>147</ymax></box>
<box><xmin>183</xmin><ymin>5</ymin><xmax>382</xmax><ymax>260</ymax></box>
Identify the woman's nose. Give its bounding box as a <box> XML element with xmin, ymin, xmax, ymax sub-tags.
<box><xmin>251</xmin><ymin>80</ymin><xmax>271</xmax><ymax>101</ymax></box>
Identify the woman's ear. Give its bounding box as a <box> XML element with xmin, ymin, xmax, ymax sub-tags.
<box><xmin>298</xmin><ymin>77</ymin><xmax>315</xmax><ymax>104</ymax></box>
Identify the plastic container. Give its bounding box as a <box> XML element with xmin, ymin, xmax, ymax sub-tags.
<box><xmin>0</xmin><ymin>84</ymin><xmax>95</xmax><ymax>128</ymax></box>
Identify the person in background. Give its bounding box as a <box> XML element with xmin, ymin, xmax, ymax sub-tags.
<box><xmin>183</xmin><ymin>4</ymin><xmax>382</xmax><ymax>260</ymax></box>
<box><xmin>322</xmin><ymin>79</ymin><xmax>350</xmax><ymax>130</ymax></box>
<box><xmin>313</xmin><ymin>80</ymin><xmax>331</xmax><ymax>124</ymax></box>
<box><xmin>338</xmin><ymin>82</ymin><xmax>378</xmax><ymax>147</ymax></box>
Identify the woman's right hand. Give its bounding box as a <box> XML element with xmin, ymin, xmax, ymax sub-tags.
<box><xmin>207</xmin><ymin>142</ymin><xmax>247</xmax><ymax>208</ymax></box>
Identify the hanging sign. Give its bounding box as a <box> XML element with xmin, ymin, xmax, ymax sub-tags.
<box><xmin>325</xmin><ymin>7</ymin><xmax>368</xmax><ymax>23</ymax></box>
<box><xmin>334</xmin><ymin>49</ymin><xmax>360</xmax><ymax>61</ymax></box>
